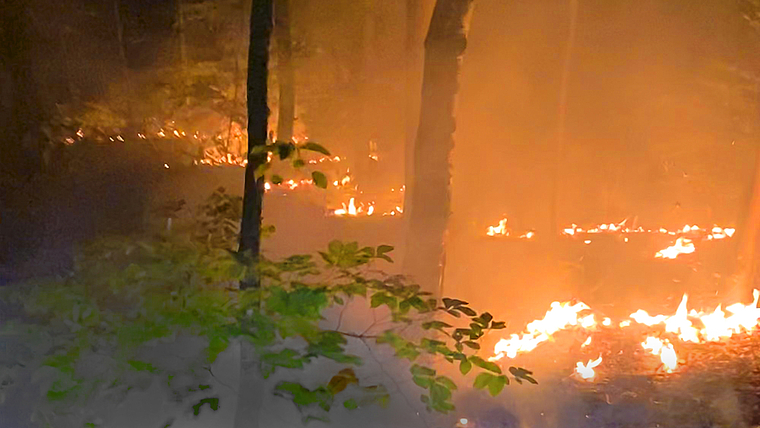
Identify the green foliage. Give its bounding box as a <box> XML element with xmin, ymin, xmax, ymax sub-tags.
<box><xmin>0</xmin><ymin>193</ymin><xmax>534</xmax><ymax>425</ymax></box>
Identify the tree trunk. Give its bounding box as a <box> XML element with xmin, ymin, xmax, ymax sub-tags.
<box><xmin>233</xmin><ymin>1</ymin><xmax>273</xmax><ymax>426</ymax></box>
<box><xmin>231</xmin><ymin>340</ymin><xmax>264</xmax><ymax>428</ymax></box>
<box><xmin>735</xmin><ymin>145</ymin><xmax>760</xmax><ymax>297</ymax></box>
<box><xmin>404</xmin><ymin>0</ymin><xmax>475</xmax><ymax>295</ymax></box>
<box><xmin>177</xmin><ymin>0</ymin><xmax>190</xmax><ymax>106</ymax></box>
<box><xmin>274</xmin><ymin>0</ymin><xmax>294</xmax><ymax>142</ymax></box>
<box><xmin>403</xmin><ymin>0</ymin><xmax>425</xmax><ymax>216</ymax></box>
<box><xmin>239</xmin><ymin>0</ymin><xmax>273</xmax><ymax>288</ymax></box>
<box><xmin>113</xmin><ymin>0</ymin><xmax>127</xmax><ymax>67</ymax></box>
<box><xmin>549</xmin><ymin>0</ymin><xmax>579</xmax><ymax>238</ymax></box>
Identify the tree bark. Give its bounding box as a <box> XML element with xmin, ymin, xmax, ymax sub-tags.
<box><xmin>549</xmin><ymin>0</ymin><xmax>579</xmax><ymax>238</ymax></box>
<box><xmin>403</xmin><ymin>0</ymin><xmax>425</xmax><ymax>218</ymax></box>
<box><xmin>239</xmin><ymin>0</ymin><xmax>273</xmax><ymax>288</ymax></box>
<box><xmin>113</xmin><ymin>0</ymin><xmax>127</xmax><ymax>67</ymax></box>
<box><xmin>231</xmin><ymin>340</ymin><xmax>264</xmax><ymax>428</ymax></box>
<box><xmin>404</xmin><ymin>0</ymin><xmax>475</xmax><ymax>296</ymax></box>
<box><xmin>274</xmin><ymin>0</ymin><xmax>294</xmax><ymax>142</ymax></box>
<box><xmin>735</xmin><ymin>145</ymin><xmax>760</xmax><ymax>297</ymax></box>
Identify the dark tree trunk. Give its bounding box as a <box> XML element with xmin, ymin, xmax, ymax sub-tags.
<box><xmin>113</xmin><ymin>0</ymin><xmax>127</xmax><ymax>67</ymax></box>
<box><xmin>274</xmin><ymin>0</ymin><xmax>294</xmax><ymax>142</ymax></box>
<box><xmin>239</xmin><ymin>0</ymin><xmax>273</xmax><ymax>289</ymax></box>
<box><xmin>404</xmin><ymin>0</ymin><xmax>474</xmax><ymax>295</ymax></box>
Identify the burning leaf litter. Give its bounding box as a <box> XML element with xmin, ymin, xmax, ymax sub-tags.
<box><xmin>491</xmin><ymin>290</ymin><xmax>760</xmax><ymax>382</ymax></box>
<box><xmin>486</xmin><ymin>217</ymin><xmax>735</xmax><ymax>258</ymax></box>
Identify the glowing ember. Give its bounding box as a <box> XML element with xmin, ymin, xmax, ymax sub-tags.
<box><xmin>575</xmin><ymin>355</ymin><xmax>603</xmax><ymax>380</ymax></box>
<box><xmin>655</xmin><ymin>237</ymin><xmax>695</xmax><ymax>259</ymax></box>
<box><xmin>581</xmin><ymin>336</ymin><xmax>592</xmax><ymax>347</ymax></box>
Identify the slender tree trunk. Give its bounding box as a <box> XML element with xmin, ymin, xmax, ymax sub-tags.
<box><xmin>177</xmin><ymin>0</ymin><xmax>190</xmax><ymax>106</ymax></box>
<box><xmin>735</xmin><ymin>145</ymin><xmax>760</xmax><ymax>297</ymax></box>
<box><xmin>233</xmin><ymin>1</ymin><xmax>273</xmax><ymax>426</ymax></box>
<box><xmin>274</xmin><ymin>0</ymin><xmax>294</xmax><ymax>142</ymax></box>
<box><xmin>239</xmin><ymin>0</ymin><xmax>272</xmax><ymax>289</ymax></box>
<box><xmin>404</xmin><ymin>0</ymin><xmax>475</xmax><ymax>295</ymax></box>
<box><xmin>403</xmin><ymin>0</ymin><xmax>425</xmax><ymax>215</ymax></box>
<box><xmin>549</xmin><ymin>0</ymin><xmax>579</xmax><ymax>238</ymax></box>
<box><xmin>113</xmin><ymin>0</ymin><xmax>127</xmax><ymax>67</ymax></box>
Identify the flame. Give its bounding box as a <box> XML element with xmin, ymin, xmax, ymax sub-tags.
<box><xmin>491</xmin><ymin>290</ymin><xmax>760</xmax><ymax>377</ymax></box>
<box><xmin>630</xmin><ymin>290</ymin><xmax>760</xmax><ymax>343</ymax></box>
<box><xmin>655</xmin><ymin>237</ymin><xmax>695</xmax><ymax>259</ymax></box>
<box><xmin>641</xmin><ymin>337</ymin><xmax>678</xmax><ymax>372</ymax></box>
<box><xmin>491</xmin><ymin>300</ymin><xmax>593</xmax><ymax>360</ymax></box>
<box><xmin>485</xmin><ymin>218</ymin><xmax>534</xmax><ymax>239</ymax></box>
<box><xmin>575</xmin><ymin>355</ymin><xmax>603</xmax><ymax>380</ymax></box>
<box><xmin>487</xmin><ymin>219</ymin><xmax>509</xmax><ymax>236</ymax></box>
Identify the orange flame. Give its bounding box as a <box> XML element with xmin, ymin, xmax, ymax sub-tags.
<box><xmin>575</xmin><ymin>355</ymin><xmax>603</xmax><ymax>380</ymax></box>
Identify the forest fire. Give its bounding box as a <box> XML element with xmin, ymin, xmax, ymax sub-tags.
<box><xmin>491</xmin><ymin>290</ymin><xmax>760</xmax><ymax>381</ymax></box>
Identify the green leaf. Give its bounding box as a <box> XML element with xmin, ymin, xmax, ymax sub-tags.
<box><xmin>459</xmin><ymin>360</ymin><xmax>472</xmax><ymax>375</ymax></box>
<box><xmin>301</xmin><ymin>142</ymin><xmax>331</xmax><ymax>156</ymax></box>
<box><xmin>462</xmin><ymin>341</ymin><xmax>480</xmax><ymax>350</ymax></box>
<box><xmin>436</xmin><ymin>376</ymin><xmax>458</xmax><ymax>391</ymax></box>
<box><xmin>469</xmin><ymin>356</ymin><xmax>502</xmax><ymax>374</ymax></box>
<box><xmin>376</xmin><ymin>245</ymin><xmax>394</xmax><ymax>255</ymax></box>
<box><xmin>422</xmin><ymin>321</ymin><xmax>452</xmax><ymax>331</ymax></box>
<box><xmin>370</xmin><ymin>293</ymin><xmax>397</xmax><ymax>310</ymax></box>
<box><xmin>412</xmin><ymin>375</ymin><xmax>432</xmax><ymax>389</ymax></box>
<box><xmin>206</xmin><ymin>335</ymin><xmax>229</xmax><ymax>363</ymax></box>
<box><xmin>262</xmin><ymin>349</ymin><xmax>305</xmax><ymax>372</ymax></box>
<box><xmin>191</xmin><ymin>397</ymin><xmax>220</xmax><ymax>416</ymax></box>
<box><xmin>488</xmin><ymin>376</ymin><xmax>507</xmax><ymax>397</ymax></box>
<box><xmin>127</xmin><ymin>360</ymin><xmax>158</xmax><ymax>373</ymax></box>
<box><xmin>312</xmin><ymin>171</ymin><xmax>328</xmax><ymax>189</ymax></box>
<box><xmin>271</xmin><ymin>175</ymin><xmax>284</xmax><ymax>185</ymax></box>
<box><xmin>292</xmin><ymin>158</ymin><xmax>305</xmax><ymax>168</ymax></box>
<box><xmin>490</xmin><ymin>321</ymin><xmax>507</xmax><ymax>329</ymax></box>
<box><xmin>276</xmin><ymin>141</ymin><xmax>296</xmax><ymax>160</ymax></box>
<box><xmin>430</xmin><ymin>383</ymin><xmax>452</xmax><ymax>402</ymax></box>
<box><xmin>473</xmin><ymin>373</ymin><xmax>493</xmax><ymax>390</ymax></box>
<box><xmin>410</xmin><ymin>364</ymin><xmax>436</xmax><ymax>377</ymax></box>
<box><xmin>343</xmin><ymin>399</ymin><xmax>358</xmax><ymax>410</ymax></box>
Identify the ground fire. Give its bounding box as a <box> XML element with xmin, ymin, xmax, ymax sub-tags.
<box><xmin>490</xmin><ymin>289</ymin><xmax>760</xmax><ymax>383</ymax></box>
